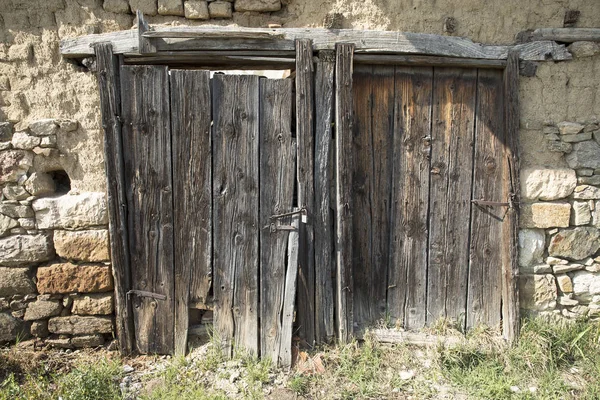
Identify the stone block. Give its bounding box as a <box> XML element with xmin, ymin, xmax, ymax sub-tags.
<box><xmin>72</xmin><ymin>293</ymin><xmax>113</xmax><ymax>315</ymax></box>
<box><xmin>18</xmin><ymin>218</ymin><xmax>35</xmax><ymax>229</ymax></box>
<box><xmin>548</xmin><ymin>227</ymin><xmax>600</xmax><ymax>260</ymax></box>
<box><xmin>577</xmin><ymin>169</ymin><xmax>594</xmax><ymax>177</ymax></box>
<box><xmin>562</xmin><ymin>132</ymin><xmax>592</xmax><ymax>143</ymax></box>
<box><xmin>54</xmin><ymin>229</ymin><xmax>110</xmax><ymax>262</ymax></box>
<box><xmin>58</xmin><ymin>120</ymin><xmax>78</xmax><ymax>132</ymax></box>
<box><xmin>184</xmin><ymin>0</ymin><xmax>209</xmax><ymax>19</ymax></box>
<box><xmin>46</xmin><ymin>337</ymin><xmax>73</xmax><ymax>349</ymax></box>
<box><xmin>558</xmin><ymin>121</ymin><xmax>584</xmax><ymax>135</ymax></box>
<box><xmin>546</xmin><ymin>256</ymin><xmax>568</xmax><ymax>265</ymax></box>
<box><xmin>158</xmin><ymin>0</ymin><xmax>184</xmax><ymax>15</ymax></box>
<box><xmin>566</xmin><ymin>141</ymin><xmax>600</xmax><ymax>169</ymax></box>
<box><xmin>0</xmin><ymin>150</ymin><xmax>34</xmax><ymax>183</ymax></box>
<box><xmin>578</xmin><ymin>175</ymin><xmax>600</xmax><ymax>186</ymax></box>
<box><xmin>547</xmin><ymin>140</ymin><xmax>572</xmax><ymax>153</ymax></box>
<box><xmin>129</xmin><ymin>0</ymin><xmax>158</xmax><ymax>15</ymax></box>
<box><xmin>36</xmin><ymin>262</ymin><xmax>114</xmax><ymax>294</ymax></box>
<box><xmin>24</xmin><ymin>299</ymin><xmax>62</xmax><ymax>321</ymax></box>
<box><xmin>520</xmin><ymin>264</ymin><xmax>552</xmax><ymax>274</ymax></box>
<box><xmin>0</xmin><ymin>122</ymin><xmax>13</xmax><ymax>141</ymax></box>
<box><xmin>32</xmin><ymin>193</ymin><xmax>108</xmax><ymax>230</ymax></box>
<box><xmin>0</xmin><ymin>313</ymin><xmax>24</xmax><ymax>342</ymax></box>
<box><xmin>572</xmin><ymin>201</ymin><xmax>591</xmax><ymax>225</ymax></box>
<box><xmin>518</xmin><ymin>229</ymin><xmax>545</xmax><ymax>267</ymax></box>
<box><xmin>567</xmin><ymin>41</ymin><xmax>600</xmax><ymax>58</ymax></box>
<box><xmin>234</xmin><ymin>0</ymin><xmax>281</xmax><ymax>12</ymax></box>
<box><xmin>0</xmin><ymin>234</ymin><xmax>53</xmax><ymax>266</ymax></box>
<box><xmin>209</xmin><ymin>1</ymin><xmax>232</xmax><ymax>18</ymax></box>
<box><xmin>0</xmin><ymin>214</ymin><xmax>18</xmax><ymax>236</ymax></box>
<box><xmin>11</xmin><ymin>131</ymin><xmax>41</xmax><ymax>150</ymax></box>
<box><xmin>519</xmin><ymin>274</ymin><xmax>556</xmax><ymax>311</ymax></box>
<box><xmin>2</xmin><ymin>185</ymin><xmax>29</xmax><ymax>201</ymax></box>
<box><xmin>28</xmin><ymin>119</ymin><xmax>58</xmax><ymax>136</ymax></box>
<box><xmin>0</xmin><ymin>203</ymin><xmax>34</xmax><ymax>219</ymax></box>
<box><xmin>48</xmin><ymin>315</ymin><xmax>113</xmax><ymax>335</ymax></box>
<box><xmin>573</xmin><ymin>185</ymin><xmax>600</xmax><ymax>200</ymax></box>
<box><xmin>72</xmin><ymin>334</ymin><xmax>105</xmax><ymax>348</ymax></box>
<box><xmin>103</xmin><ymin>0</ymin><xmax>131</xmax><ymax>13</ymax></box>
<box><xmin>40</xmin><ymin>136</ymin><xmax>57</xmax><ymax>148</ymax></box>
<box><xmin>0</xmin><ymin>268</ymin><xmax>35</xmax><ymax>297</ymax></box>
<box><xmin>30</xmin><ymin>320</ymin><xmax>49</xmax><ymax>338</ymax></box>
<box><xmin>556</xmin><ymin>274</ymin><xmax>573</xmax><ymax>293</ymax></box>
<box><xmin>520</xmin><ymin>202</ymin><xmax>570</xmax><ymax>229</ymax></box>
<box><xmin>520</xmin><ymin>168</ymin><xmax>576</xmax><ymax>201</ymax></box>
<box><xmin>553</xmin><ymin>263</ymin><xmax>584</xmax><ymax>274</ymax></box>
<box><xmin>24</xmin><ymin>172</ymin><xmax>55</xmax><ymax>196</ymax></box>
<box><xmin>572</xmin><ymin>271</ymin><xmax>600</xmax><ymax>302</ymax></box>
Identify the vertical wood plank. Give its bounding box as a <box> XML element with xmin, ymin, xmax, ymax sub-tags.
<box><xmin>120</xmin><ymin>65</ymin><xmax>175</xmax><ymax>354</ymax></box>
<box><xmin>335</xmin><ymin>43</ymin><xmax>355</xmax><ymax>342</ymax></box>
<box><xmin>314</xmin><ymin>50</ymin><xmax>336</xmax><ymax>343</ymax></box>
<box><xmin>502</xmin><ymin>50</ymin><xmax>521</xmax><ymax>342</ymax></box>
<box><xmin>259</xmin><ymin>78</ymin><xmax>294</xmax><ymax>363</ymax></box>
<box><xmin>295</xmin><ymin>39</ymin><xmax>316</xmax><ymax>345</ymax></box>
<box><xmin>279</xmin><ymin>213</ymin><xmax>300</xmax><ymax>366</ymax></box>
<box><xmin>427</xmin><ymin>68</ymin><xmax>477</xmax><ymax>327</ymax></box>
<box><xmin>213</xmin><ymin>74</ymin><xmax>260</xmax><ymax>356</ymax></box>
<box><xmin>170</xmin><ymin>69</ymin><xmax>212</xmax><ymax>355</ymax></box>
<box><xmin>388</xmin><ymin>67</ymin><xmax>433</xmax><ymax>330</ymax></box>
<box><xmin>467</xmin><ymin>69</ymin><xmax>505</xmax><ymax>329</ymax></box>
<box><xmin>94</xmin><ymin>43</ymin><xmax>134</xmax><ymax>354</ymax></box>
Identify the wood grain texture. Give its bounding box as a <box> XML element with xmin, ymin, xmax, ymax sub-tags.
<box><xmin>170</xmin><ymin>69</ymin><xmax>212</xmax><ymax>355</ymax></box>
<box><xmin>335</xmin><ymin>43</ymin><xmax>355</xmax><ymax>342</ymax></box>
<box><xmin>314</xmin><ymin>50</ymin><xmax>336</xmax><ymax>343</ymax></box>
<box><xmin>529</xmin><ymin>28</ymin><xmax>600</xmax><ymax>43</ymax></box>
<box><xmin>120</xmin><ymin>65</ymin><xmax>175</xmax><ymax>355</ymax></box>
<box><xmin>501</xmin><ymin>51</ymin><xmax>521</xmax><ymax>342</ymax></box>
<box><xmin>94</xmin><ymin>43</ymin><xmax>134</xmax><ymax>355</ymax></box>
<box><xmin>467</xmin><ymin>69</ymin><xmax>505</xmax><ymax>329</ymax></box>
<box><xmin>295</xmin><ymin>39</ymin><xmax>316</xmax><ymax>345</ymax></box>
<box><xmin>387</xmin><ymin>67</ymin><xmax>433</xmax><ymax>330</ymax></box>
<box><xmin>279</xmin><ymin>213</ymin><xmax>299</xmax><ymax>367</ymax></box>
<box><xmin>258</xmin><ymin>78</ymin><xmax>294</xmax><ymax>364</ymax></box>
<box><xmin>427</xmin><ymin>68</ymin><xmax>477</xmax><ymax>327</ymax></box>
<box><xmin>212</xmin><ymin>74</ymin><xmax>260</xmax><ymax>356</ymax></box>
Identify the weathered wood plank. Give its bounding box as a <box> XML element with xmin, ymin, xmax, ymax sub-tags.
<box><xmin>120</xmin><ymin>65</ymin><xmax>174</xmax><ymax>354</ymax></box>
<box><xmin>529</xmin><ymin>28</ymin><xmax>600</xmax><ymax>43</ymax></box>
<box><xmin>212</xmin><ymin>74</ymin><xmax>260</xmax><ymax>356</ymax></box>
<box><xmin>427</xmin><ymin>68</ymin><xmax>477</xmax><ymax>327</ymax></box>
<box><xmin>502</xmin><ymin>50</ymin><xmax>521</xmax><ymax>342</ymax></box>
<box><xmin>94</xmin><ymin>44</ymin><xmax>134</xmax><ymax>355</ymax></box>
<box><xmin>388</xmin><ymin>67</ymin><xmax>433</xmax><ymax>330</ymax></box>
<box><xmin>170</xmin><ymin>69</ymin><xmax>212</xmax><ymax>356</ymax></box>
<box><xmin>279</xmin><ymin>212</ymin><xmax>300</xmax><ymax>367</ymax></box>
<box><xmin>467</xmin><ymin>69</ymin><xmax>505</xmax><ymax>330</ymax></box>
<box><xmin>295</xmin><ymin>39</ymin><xmax>316</xmax><ymax>346</ymax></box>
<box><xmin>354</xmin><ymin>54</ymin><xmax>506</xmax><ymax>68</ymax></box>
<box><xmin>335</xmin><ymin>43</ymin><xmax>355</xmax><ymax>342</ymax></box>
<box><xmin>259</xmin><ymin>78</ymin><xmax>294</xmax><ymax>364</ymax></box>
<box><xmin>314</xmin><ymin>50</ymin><xmax>336</xmax><ymax>344</ymax></box>
<box><xmin>137</xmin><ymin>11</ymin><xmax>156</xmax><ymax>53</ymax></box>
<box><xmin>125</xmin><ymin>54</ymin><xmax>295</xmax><ymax>68</ymax></box>
<box><xmin>61</xmin><ymin>26</ymin><xmax>571</xmax><ymax>61</ymax></box>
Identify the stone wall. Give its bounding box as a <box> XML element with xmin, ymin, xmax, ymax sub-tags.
<box><xmin>0</xmin><ymin>118</ymin><xmax>113</xmax><ymax>348</ymax></box>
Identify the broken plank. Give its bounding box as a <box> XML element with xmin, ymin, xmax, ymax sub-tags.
<box><xmin>279</xmin><ymin>212</ymin><xmax>300</xmax><ymax>367</ymax></box>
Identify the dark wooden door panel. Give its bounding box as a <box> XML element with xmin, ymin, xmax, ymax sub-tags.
<box><xmin>120</xmin><ymin>65</ymin><xmax>175</xmax><ymax>355</ymax></box>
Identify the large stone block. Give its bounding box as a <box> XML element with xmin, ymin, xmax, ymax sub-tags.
<box><xmin>0</xmin><ymin>122</ymin><xmax>13</xmax><ymax>141</ymax></box>
<box><xmin>565</xmin><ymin>141</ymin><xmax>600</xmax><ymax>170</ymax></box>
<box><xmin>518</xmin><ymin>229</ymin><xmax>545</xmax><ymax>267</ymax></box>
<box><xmin>0</xmin><ymin>267</ymin><xmax>35</xmax><ymax>297</ymax></box>
<box><xmin>24</xmin><ymin>172</ymin><xmax>55</xmax><ymax>196</ymax></box>
<box><xmin>24</xmin><ymin>299</ymin><xmax>62</xmax><ymax>321</ymax></box>
<box><xmin>520</xmin><ymin>168</ymin><xmax>577</xmax><ymax>201</ymax></box>
<box><xmin>548</xmin><ymin>227</ymin><xmax>600</xmax><ymax>260</ymax></box>
<box><xmin>28</xmin><ymin>119</ymin><xmax>58</xmax><ymax>136</ymax></box>
<box><xmin>37</xmin><ymin>262</ymin><xmax>114</xmax><ymax>294</ymax></box>
<box><xmin>0</xmin><ymin>313</ymin><xmax>24</xmax><ymax>342</ymax></box>
<box><xmin>54</xmin><ymin>230</ymin><xmax>110</xmax><ymax>262</ymax></box>
<box><xmin>0</xmin><ymin>234</ymin><xmax>54</xmax><ymax>266</ymax></box>
<box><xmin>573</xmin><ymin>185</ymin><xmax>600</xmax><ymax>200</ymax></box>
<box><xmin>72</xmin><ymin>334</ymin><xmax>105</xmax><ymax>348</ymax></box>
<box><xmin>0</xmin><ymin>214</ymin><xmax>18</xmax><ymax>236</ymax></box>
<box><xmin>48</xmin><ymin>315</ymin><xmax>113</xmax><ymax>335</ymax></box>
<box><xmin>72</xmin><ymin>293</ymin><xmax>113</xmax><ymax>315</ymax></box>
<box><xmin>32</xmin><ymin>193</ymin><xmax>108</xmax><ymax>230</ymax></box>
<box><xmin>572</xmin><ymin>271</ymin><xmax>600</xmax><ymax>302</ymax></box>
<box><xmin>11</xmin><ymin>131</ymin><xmax>40</xmax><ymax>150</ymax></box>
<box><xmin>235</xmin><ymin>0</ymin><xmax>281</xmax><ymax>12</ymax></box>
<box><xmin>520</xmin><ymin>202</ymin><xmax>571</xmax><ymax>229</ymax></box>
<box><xmin>519</xmin><ymin>274</ymin><xmax>557</xmax><ymax>311</ymax></box>
<box><xmin>103</xmin><ymin>0</ymin><xmax>131</xmax><ymax>13</ymax></box>
<box><xmin>0</xmin><ymin>150</ymin><xmax>33</xmax><ymax>183</ymax></box>
<box><xmin>129</xmin><ymin>0</ymin><xmax>158</xmax><ymax>15</ymax></box>
<box><xmin>0</xmin><ymin>203</ymin><xmax>34</xmax><ymax>219</ymax></box>
<box><xmin>571</xmin><ymin>201</ymin><xmax>591</xmax><ymax>225</ymax></box>
<box><xmin>558</xmin><ymin>122</ymin><xmax>584</xmax><ymax>135</ymax></box>
<box><xmin>184</xmin><ymin>0</ymin><xmax>209</xmax><ymax>19</ymax></box>
<box><xmin>158</xmin><ymin>0</ymin><xmax>184</xmax><ymax>15</ymax></box>
<box><xmin>208</xmin><ymin>1</ymin><xmax>232</xmax><ymax>18</ymax></box>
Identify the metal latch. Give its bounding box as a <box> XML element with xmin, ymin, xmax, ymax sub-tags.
<box><xmin>126</xmin><ymin>289</ymin><xmax>167</xmax><ymax>301</ymax></box>
<box><xmin>267</xmin><ymin>207</ymin><xmax>306</xmax><ymax>232</ymax></box>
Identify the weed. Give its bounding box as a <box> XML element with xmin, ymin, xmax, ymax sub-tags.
<box><xmin>288</xmin><ymin>374</ymin><xmax>310</xmax><ymax>395</ymax></box>
<box><xmin>56</xmin><ymin>359</ymin><xmax>123</xmax><ymax>400</ymax></box>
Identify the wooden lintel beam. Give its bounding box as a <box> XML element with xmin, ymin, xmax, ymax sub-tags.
<box><xmin>528</xmin><ymin>28</ymin><xmax>600</xmax><ymax>43</ymax></box>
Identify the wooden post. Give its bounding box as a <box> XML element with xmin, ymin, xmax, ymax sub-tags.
<box><xmin>335</xmin><ymin>43</ymin><xmax>355</xmax><ymax>342</ymax></box>
<box><xmin>137</xmin><ymin>11</ymin><xmax>156</xmax><ymax>54</ymax></box>
<box><xmin>94</xmin><ymin>43</ymin><xmax>134</xmax><ymax>354</ymax></box>
<box><xmin>502</xmin><ymin>50</ymin><xmax>521</xmax><ymax>343</ymax></box>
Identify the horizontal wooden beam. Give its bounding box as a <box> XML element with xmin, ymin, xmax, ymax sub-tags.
<box><xmin>529</xmin><ymin>28</ymin><xmax>600</xmax><ymax>43</ymax></box>
<box><xmin>124</xmin><ymin>52</ymin><xmax>295</xmax><ymax>69</ymax></box>
<box><xmin>60</xmin><ymin>25</ymin><xmax>572</xmax><ymax>62</ymax></box>
<box><xmin>370</xmin><ymin>329</ymin><xmax>506</xmax><ymax>350</ymax></box>
<box><xmin>353</xmin><ymin>54</ymin><xmax>506</xmax><ymax>68</ymax></box>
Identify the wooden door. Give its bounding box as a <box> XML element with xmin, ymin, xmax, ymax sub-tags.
<box><xmin>351</xmin><ymin>65</ymin><xmax>509</xmax><ymax>334</ymax></box>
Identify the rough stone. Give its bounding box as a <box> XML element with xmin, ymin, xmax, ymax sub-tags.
<box><xmin>577</xmin><ymin>169</ymin><xmax>594</xmax><ymax>177</ymax></box>
<box><xmin>48</xmin><ymin>316</ymin><xmax>113</xmax><ymax>335</ymax></box>
<box><xmin>28</xmin><ymin>119</ymin><xmax>58</xmax><ymax>136</ymax></box>
<box><xmin>11</xmin><ymin>131</ymin><xmax>41</xmax><ymax>150</ymax></box>
<box><xmin>567</xmin><ymin>41</ymin><xmax>600</xmax><ymax>58</ymax></box>
<box><xmin>0</xmin><ymin>268</ymin><xmax>35</xmax><ymax>297</ymax></box>
<box><xmin>562</xmin><ymin>132</ymin><xmax>592</xmax><ymax>143</ymax></box>
<box><xmin>24</xmin><ymin>299</ymin><xmax>62</xmax><ymax>321</ymax></box>
<box><xmin>0</xmin><ymin>150</ymin><xmax>33</xmax><ymax>183</ymax></box>
<box><xmin>547</xmin><ymin>140</ymin><xmax>572</xmax><ymax>153</ymax></box>
<box><xmin>572</xmin><ymin>201</ymin><xmax>591</xmax><ymax>225</ymax></box>
<box><xmin>2</xmin><ymin>185</ymin><xmax>29</xmax><ymax>201</ymax></box>
<box><xmin>103</xmin><ymin>0</ymin><xmax>131</xmax><ymax>13</ymax></box>
<box><xmin>520</xmin><ymin>168</ymin><xmax>576</xmax><ymax>201</ymax></box>
<box><xmin>37</xmin><ymin>262</ymin><xmax>114</xmax><ymax>294</ymax></box>
<box><xmin>520</xmin><ymin>264</ymin><xmax>552</xmax><ymax>274</ymax></box>
<box><xmin>573</xmin><ymin>185</ymin><xmax>600</xmax><ymax>200</ymax></box>
<box><xmin>40</xmin><ymin>135</ymin><xmax>57</xmax><ymax>148</ymax></box>
<box><xmin>158</xmin><ymin>0</ymin><xmax>184</xmax><ymax>15</ymax></box>
<box><xmin>32</xmin><ymin>193</ymin><xmax>108</xmax><ymax>229</ymax></box>
<box><xmin>0</xmin><ymin>203</ymin><xmax>34</xmax><ymax>218</ymax></box>
<box><xmin>0</xmin><ymin>313</ymin><xmax>24</xmax><ymax>342</ymax></box>
<box><xmin>586</xmin><ymin>264</ymin><xmax>600</xmax><ymax>272</ymax></box>
<box><xmin>18</xmin><ymin>218</ymin><xmax>35</xmax><ymax>229</ymax></box>
<box><xmin>518</xmin><ymin>229</ymin><xmax>545</xmax><ymax>267</ymax></box>
<box><xmin>556</xmin><ymin>274</ymin><xmax>573</xmax><ymax>293</ymax></box>
<box><xmin>46</xmin><ymin>337</ymin><xmax>73</xmax><ymax>349</ymax></box>
<box><xmin>0</xmin><ymin>122</ymin><xmax>13</xmax><ymax>141</ymax></box>
<box><xmin>0</xmin><ymin>234</ymin><xmax>53</xmax><ymax>266</ymax></box>
<box><xmin>129</xmin><ymin>0</ymin><xmax>158</xmax><ymax>15</ymax></box>
<box><xmin>235</xmin><ymin>0</ymin><xmax>281</xmax><ymax>12</ymax></box>
<box><xmin>0</xmin><ymin>214</ymin><xmax>18</xmax><ymax>235</ymax></box>
<box><xmin>553</xmin><ymin>263</ymin><xmax>584</xmax><ymax>274</ymax></box>
<box><xmin>546</xmin><ymin>256</ymin><xmax>568</xmax><ymax>265</ymax></box>
<box><xmin>54</xmin><ymin>229</ymin><xmax>110</xmax><ymax>262</ymax></box>
<box><xmin>58</xmin><ymin>120</ymin><xmax>78</xmax><ymax>132</ymax></box>
<box><xmin>566</xmin><ymin>141</ymin><xmax>600</xmax><ymax>170</ymax></box>
<box><xmin>578</xmin><ymin>175</ymin><xmax>600</xmax><ymax>186</ymax></box>
<box><xmin>30</xmin><ymin>320</ymin><xmax>49</xmax><ymax>338</ymax></box>
<box><xmin>184</xmin><ymin>0</ymin><xmax>209</xmax><ymax>19</ymax></box>
<box><xmin>519</xmin><ymin>274</ymin><xmax>556</xmax><ymax>311</ymax></box>
<box><xmin>543</xmin><ymin>126</ymin><xmax>559</xmax><ymax>135</ymax></box>
<box><xmin>558</xmin><ymin>122</ymin><xmax>584</xmax><ymax>135</ymax></box>
<box><xmin>558</xmin><ymin>296</ymin><xmax>579</xmax><ymax>306</ymax></box>
<box><xmin>10</xmin><ymin>300</ymin><xmax>27</xmax><ymax>311</ymax></box>
<box><xmin>208</xmin><ymin>1</ymin><xmax>232</xmax><ymax>18</ymax></box>
<box><xmin>72</xmin><ymin>293</ymin><xmax>113</xmax><ymax>315</ymax></box>
<box><xmin>549</xmin><ymin>227</ymin><xmax>600</xmax><ymax>260</ymax></box>
<box><xmin>72</xmin><ymin>334</ymin><xmax>106</xmax><ymax>348</ymax></box>
<box><xmin>585</xmin><ymin>124</ymin><xmax>600</xmax><ymax>133</ymax></box>
<box><xmin>572</xmin><ymin>271</ymin><xmax>600</xmax><ymax>301</ymax></box>
<box><xmin>520</xmin><ymin>203</ymin><xmax>571</xmax><ymax>229</ymax></box>
<box><xmin>23</xmin><ymin>172</ymin><xmax>55</xmax><ymax>196</ymax></box>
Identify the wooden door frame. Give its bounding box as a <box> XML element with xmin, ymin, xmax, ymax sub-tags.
<box><xmin>92</xmin><ymin>19</ymin><xmax>526</xmax><ymax>355</ymax></box>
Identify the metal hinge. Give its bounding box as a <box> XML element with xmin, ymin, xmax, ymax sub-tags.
<box><xmin>126</xmin><ymin>289</ymin><xmax>167</xmax><ymax>301</ymax></box>
<box><xmin>267</xmin><ymin>207</ymin><xmax>306</xmax><ymax>232</ymax></box>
